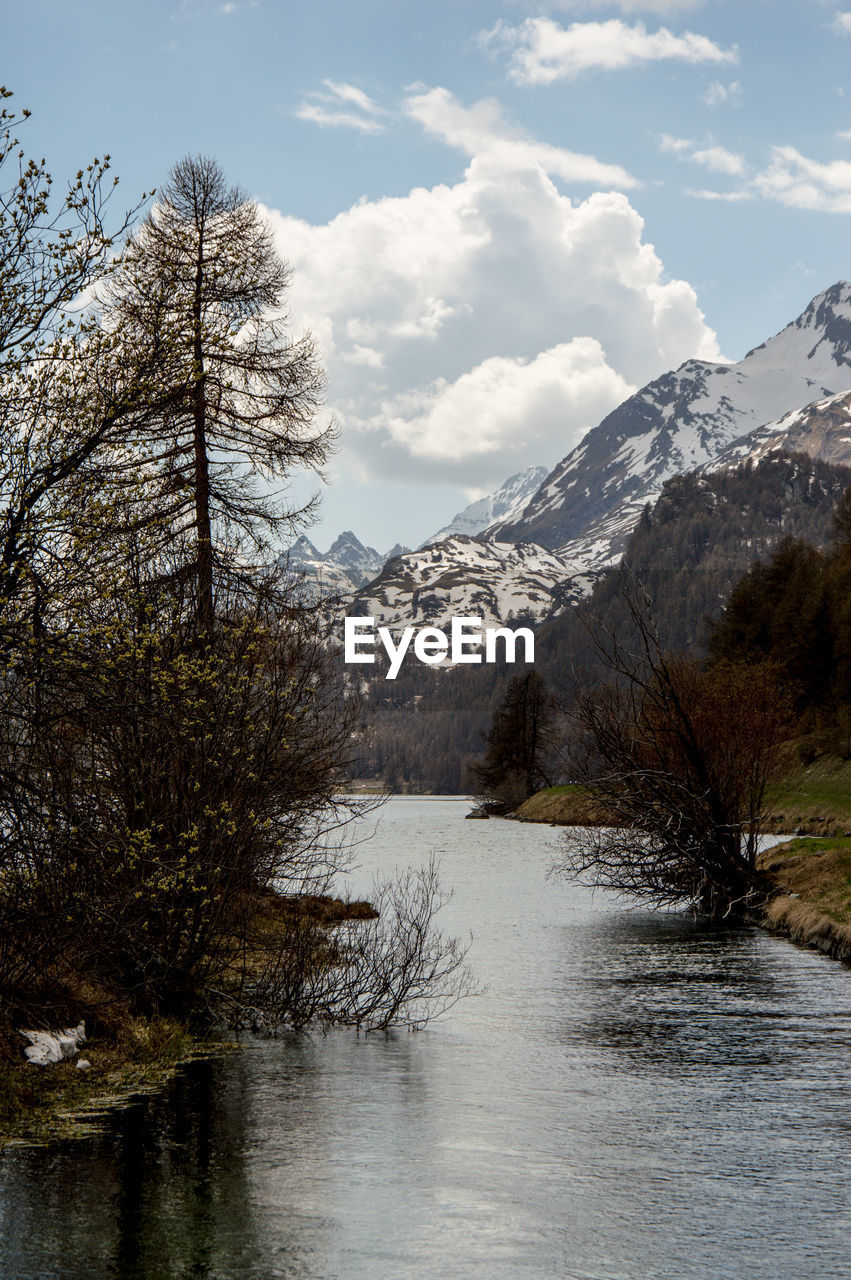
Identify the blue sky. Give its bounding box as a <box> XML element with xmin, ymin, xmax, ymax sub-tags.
<box><xmin>5</xmin><ymin>0</ymin><xmax>851</xmax><ymax>551</ymax></box>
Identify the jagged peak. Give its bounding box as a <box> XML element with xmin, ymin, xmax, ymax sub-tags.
<box><xmin>744</xmin><ymin>280</ymin><xmax>851</xmax><ymax>362</ymax></box>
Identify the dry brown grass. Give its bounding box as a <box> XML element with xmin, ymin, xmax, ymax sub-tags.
<box><xmin>759</xmin><ymin>838</ymin><xmax>851</xmax><ymax>924</ymax></box>
<box><xmin>758</xmin><ymin>836</ymin><xmax>851</xmax><ymax>964</ymax></box>
<box><xmin>514</xmin><ymin>785</ymin><xmax>616</xmax><ymax>826</ymax></box>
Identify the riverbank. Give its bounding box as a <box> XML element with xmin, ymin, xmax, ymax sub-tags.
<box><xmin>514</xmin><ymin>780</ymin><xmax>851</xmax><ymax>966</ymax></box>
<box><xmin>757</xmin><ymin>837</ymin><xmax>851</xmax><ymax>963</ymax></box>
<box><xmin>516</xmin><ymin>754</ymin><xmax>851</xmax><ymax>835</ymax></box>
<box><xmin>0</xmin><ymin>891</ymin><xmax>380</xmax><ymax>1147</ymax></box>
<box><xmin>0</xmin><ymin>1018</ymin><xmax>224</xmax><ymax>1147</ymax></box>
<box><xmin>513</xmin><ymin>784</ymin><xmax>612</xmax><ymax>825</ymax></box>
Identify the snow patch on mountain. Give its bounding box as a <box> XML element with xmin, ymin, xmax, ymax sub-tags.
<box><xmin>422</xmin><ymin>465</ymin><xmax>549</xmax><ymax>546</ymax></box>
<box><xmin>351</xmin><ymin>535</ymin><xmax>588</xmax><ymax>633</ymax></box>
<box><xmin>708</xmin><ymin>388</ymin><xmax>851</xmax><ymax>473</ymax></box>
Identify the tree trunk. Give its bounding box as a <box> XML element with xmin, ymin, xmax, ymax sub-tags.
<box><xmin>191</xmin><ymin>242</ymin><xmax>214</xmax><ymax>637</ymax></box>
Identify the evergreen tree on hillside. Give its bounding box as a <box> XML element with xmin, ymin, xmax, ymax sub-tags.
<box><xmin>471</xmin><ymin>671</ymin><xmax>555</xmax><ymax>813</ymax></box>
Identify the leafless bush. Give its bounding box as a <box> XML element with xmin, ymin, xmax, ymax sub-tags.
<box><xmin>243</xmin><ymin>857</ymin><xmax>475</xmax><ymax>1033</ymax></box>
<box><xmin>553</xmin><ymin>576</ymin><xmax>788</xmax><ymax>918</ymax></box>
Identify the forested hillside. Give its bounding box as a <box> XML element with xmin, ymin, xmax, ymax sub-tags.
<box><xmin>355</xmin><ymin>451</ymin><xmax>851</xmax><ymax>791</ymax></box>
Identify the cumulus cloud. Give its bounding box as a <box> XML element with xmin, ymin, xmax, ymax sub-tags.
<box><xmin>296</xmin><ymin>80</ymin><xmax>386</xmax><ymax>134</ymax></box>
<box><xmin>264</xmin><ymin>88</ymin><xmax>721</xmax><ymax>487</ymax></box>
<box><xmin>403</xmin><ymin>86</ymin><xmax>637</xmax><ymax>188</ymax></box>
<box><xmin>482</xmin><ymin>17</ymin><xmax>737</xmax><ymax>86</ymax></box>
<box><xmin>380</xmin><ymin>340</ymin><xmax>636</xmax><ymax>462</ymax></box>
<box><xmin>832</xmin><ymin>12</ymin><xmax>851</xmax><ymax>35</ymax></box>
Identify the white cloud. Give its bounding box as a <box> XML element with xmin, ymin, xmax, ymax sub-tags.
<box><xmin>482</xmin><ymin>17</ymin><xmax>737</xmax><ymax>86</ymax></box>
<box><xmin>659</xmin><ymin>133</ymin><xmax>694</xmax><ymax>153</ymax></box>
<box><xmin>263</xmin><ymin>92</ymin><xmax>721</xmax><ymax>488</ymax></box>
<box><xmin>686</xmin><ymin>188</ymin><xmax>752</xmax><ymax>202</ymax></box>
<box><xmin>838</xmin><ymin>129</ymin><xmax>851</xmax><ymax>139</ymax></box>
<box><xmin>659</xmin><ymin>134</ymin><xmax>745</xmax><ymax>176</ymax></box>
<box><xmin>689</xmin><ymin>144</ymin><xmax>745</xmax><ymax>175</ymax></box>
<box><xmin>403</xmin><ymin>86</ymin><xmax>638</xmax><ymax>188</ymax></box>
<box><xmin>381</xmin><ymin>340</ymin><xmax>636</xmax><ymax>462</ymax></box>
<box><xmin>673</xmin><ymin>138</ymin><xmax>851</xmax><ymax>209</ymax></box>
<box><xmin>296</xmin><ymin>80</ymin><xmax>386</xmax><ymax>134</ymax></box>
<box><xmin>753</xmin><ymin>145</ymin><xmax>851</xmax><ymax>212</ymax></box>
<box><xmin>703</xmin><ymin>79</ymin><xmax>742</xmax><ymax>107</ymax></box>
<box><xmin>832</xmin><ymin>12</ymin><xmax>851</xmax><ymax>35</ymax></box>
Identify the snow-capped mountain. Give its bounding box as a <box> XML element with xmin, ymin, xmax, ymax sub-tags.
<box><xmin>708</xmin><ymin>388</ymin><xmax>851</xmax><ymax>473</ymax></box>
<box><xmin>285</xmin><ymin>530</ymin><xmax>395</xmax><ymax>594</ymax></box>
<box><xmin>491</xmin><ymin>282</ymin><xmax>851</xmax><ymax>573</ymax></box>
<box><xmin>422</xmin><ymin>465</ymin><xmax>549</xmax><ymax>547</ymax></box>
<box><xmin>324</xmin><ymin>531</ymin><xmax>385</xmax><ymax>586</ymax></box>
<box><xmin>350</xmin><ymin>535</ymin><xmax>588</xmax><ymax>633</ymax></box>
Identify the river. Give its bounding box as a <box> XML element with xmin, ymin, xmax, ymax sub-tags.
<box><xmin>1</xmin><ymin>798</ymin><xmax>849</xmax><ymax>1279</ymax></box>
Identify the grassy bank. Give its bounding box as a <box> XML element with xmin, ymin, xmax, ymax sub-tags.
<box><xmin>763</xmin><ymin>754</ymin><xmax>851</xmax><ymax>835</ymax></box>
<box><xmin>516</xmin><ymin>769</ymin><xmax>851</xmax><ymax>966</ymax></box>
<box><xmin>513</xmin><ymin>784</ymin><xmax>615</xmax><ymax>825</ymax></box>
<box><xmin>758</xmin><ymin>836</ymin><xmax>851</xmax><ymax>963</ymax></box>
<box><xmin>517</xmin><ymin>754</ymin><xmax>851</xmax><ymax>835</ymax></box>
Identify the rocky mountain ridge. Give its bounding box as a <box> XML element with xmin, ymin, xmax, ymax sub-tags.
<box><xmin>288</xmin><ymin>283</ymin><xmax>851</xmax><ymax>633</ymax></box>
<box><xmin>285</xmin><ymin>530</ymin><xmax>407</xmax><ymax>594</ymax></box>
<box><xmin>491</xmin><ymin>281</ymin><xmax>851</xmax><ymax>574</ymax></box>
<box><xmin>708</xmin><ymin>387</ymin><xmax>851</xmax><ymax>473</ymax></box>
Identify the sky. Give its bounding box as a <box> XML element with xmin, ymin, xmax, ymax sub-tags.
<box><xmin>5</xmin><ymin>0</ymin><xmax>851</xmax><ymax>552</ymax></box>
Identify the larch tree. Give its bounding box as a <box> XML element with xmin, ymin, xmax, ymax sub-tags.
<box><xmin>102</xmin><ymin>155</ymin><xmax>332</xmax><ymax>633</ymax></box>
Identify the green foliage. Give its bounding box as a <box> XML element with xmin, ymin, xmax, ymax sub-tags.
<box><xmin>709</xmin><ymin>494</ymin><xmax>851</xmax><ymax>751</ymax></box>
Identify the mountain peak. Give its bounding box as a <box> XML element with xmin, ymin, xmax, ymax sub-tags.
<box><xmin>744</xmin><ymin>280</ymin><xmax>851</xmax><ymax>367</ymax></box>
<box><xmin>422</xmin><ymin>464</ymin><xmax>549</xmax><ymax>547</ymax></box>
<box><xmin>491</xmin><ymin>283</ymin><xmax>851</xmax><ymax>569</ymax></box>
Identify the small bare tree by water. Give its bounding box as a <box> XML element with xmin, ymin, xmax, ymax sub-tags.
<box><xmin>554</xmin><ymin>577</ymin><xmax>788</xmax><ymax>918</ymax></box>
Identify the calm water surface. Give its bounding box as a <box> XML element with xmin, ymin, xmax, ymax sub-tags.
<box><xmin>1</xmin><ymin>798</ymin><xmax>850</xmax><ymax>1279</ymax></box>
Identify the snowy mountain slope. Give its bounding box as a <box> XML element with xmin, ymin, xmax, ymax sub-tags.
<box><xmin>708</xmin><ymin>388</ymin><xmax>851</xmax><ymax>473</ymax></box>
<box><xmin>422</xmin><ymin>466</ymin><xmax>548</xmax><ymax>547</ymax></box>
<box><xmin>491</xmin><ymin>282</ymin><xmax>851</xmax><ymax>573</ymax></box>
<box><xmin>351</xmin><ymin>535</ymin><xmax>589</xmax><ymax>632</ymax></box>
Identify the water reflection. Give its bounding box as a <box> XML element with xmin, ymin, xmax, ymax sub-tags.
<box><xmin>1</xmin><ymin>801</ymin><xmax>850</xmax><ymax>1280</ymax></box>
<box><xmin>0</xmin><ymin>1058</ymin><xmax>263</xmax><ymax>1279</ymax></box>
